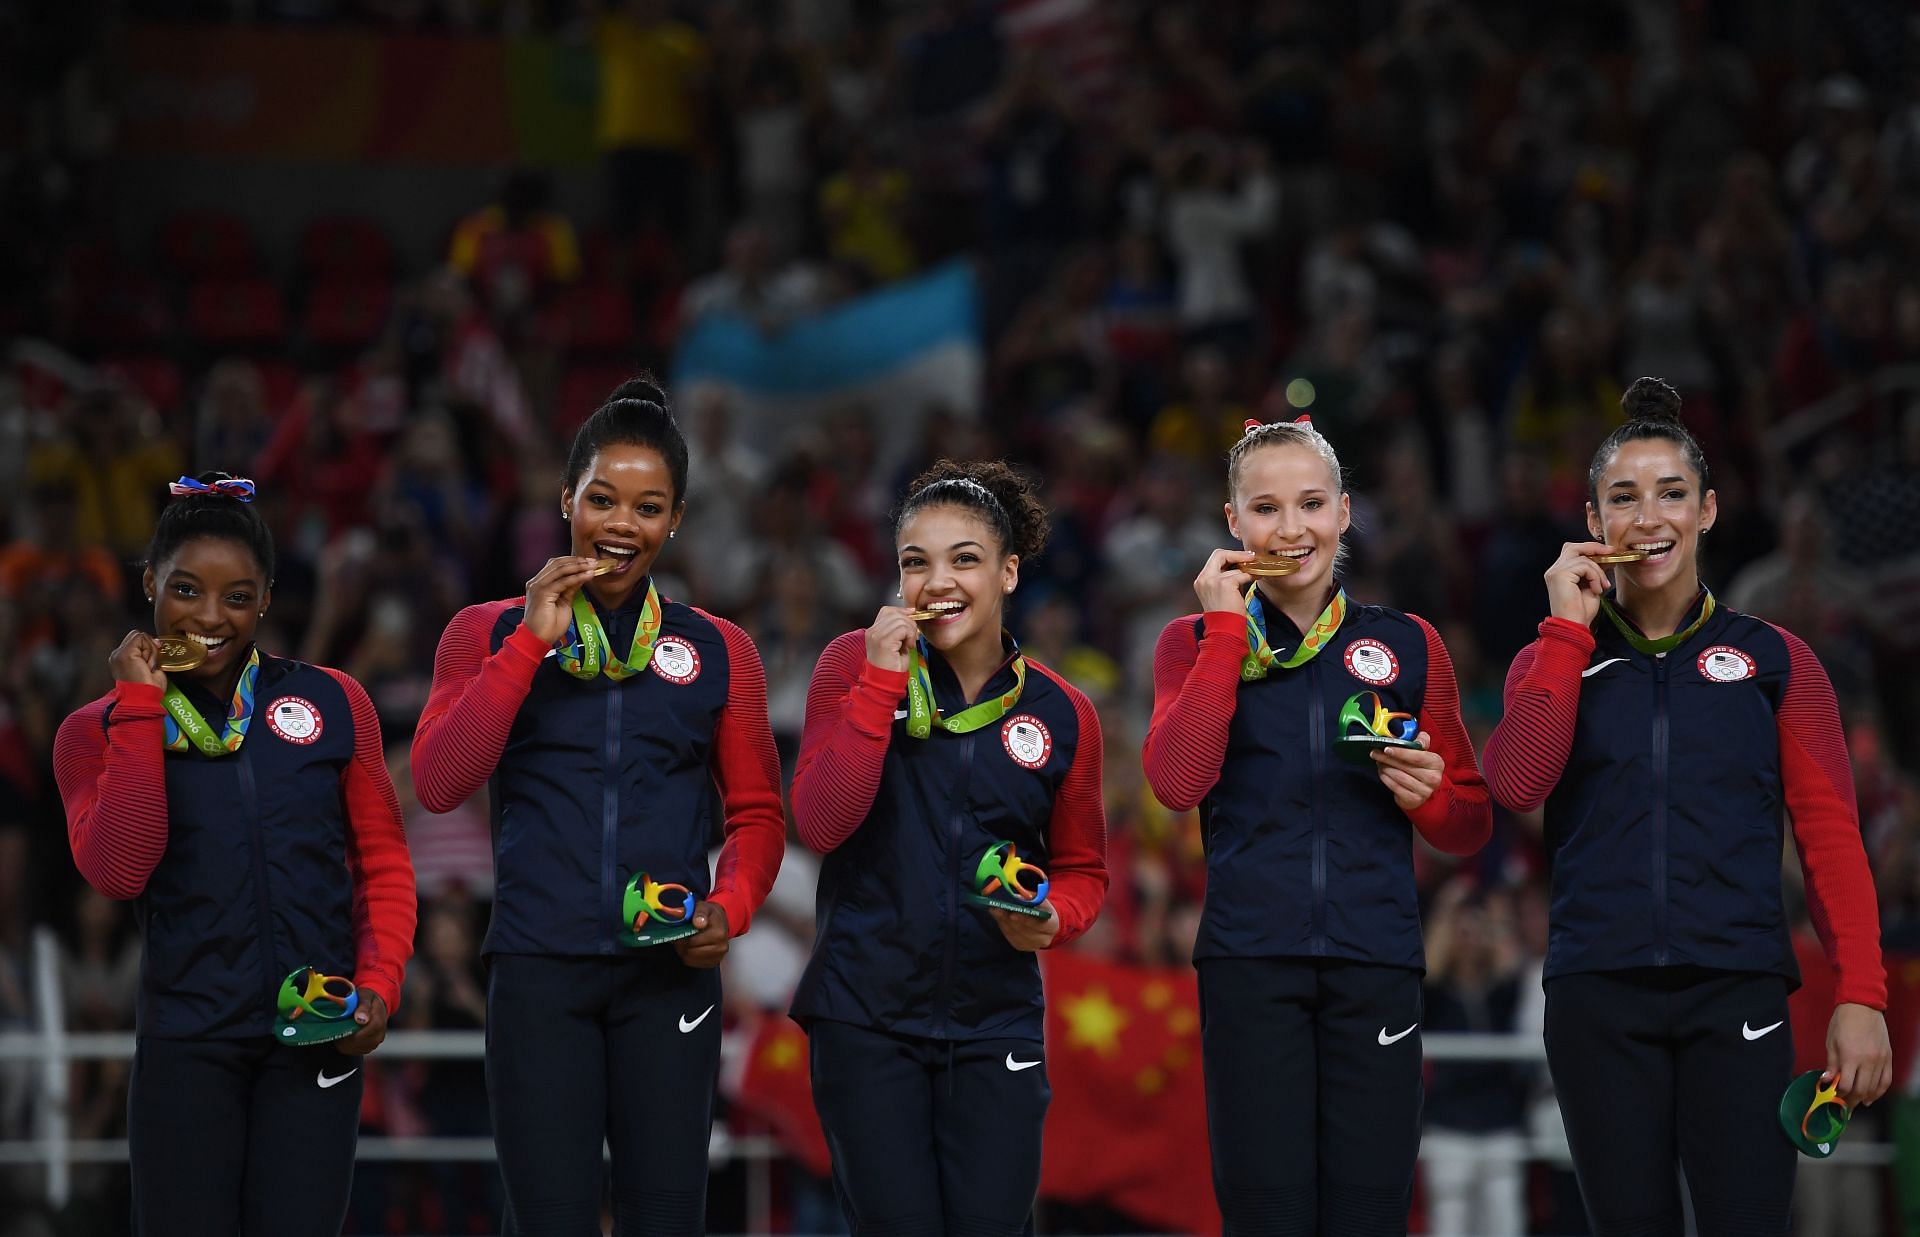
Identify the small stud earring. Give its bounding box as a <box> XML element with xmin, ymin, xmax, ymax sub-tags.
<box><xmin>669</xmin><ymin>530</ymin><xmax>677</xmax><ymax>539</ymax></box>
<box><xmin>561</xmin><ymin>511</ymin><xmax>570</xmax><ymax>521</ymax></box>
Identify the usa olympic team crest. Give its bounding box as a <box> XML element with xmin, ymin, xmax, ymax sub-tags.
<box><xmin>1001</xmin><ymin>714</ymin><xmax>1052</xmax><ymax>769</ymax></box>
<box><xmin>650</xmin><ymin>637</ymin><xmax>701</xmax><ymax>685</ymax></box>
<box><xmin>1697</xmin><ymin>645</ymin><xmax>1756</xmax><ymax>683</ymax></box>
<box><xmin>265</xmin><ymin>696</ymin><xmax>324</xmax><ymax>745</ymax></box>
<box><xmin>1343</xmin><ymin>638</ymin><xmax>1400</xmax><ymax>686</ymax></box>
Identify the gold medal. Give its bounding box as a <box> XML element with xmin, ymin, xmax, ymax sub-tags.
<box><xmin>1237</xmin><ymin>557</ymin><xmax>1302</xmax><ymax>578</ymax></box>
<box><xmin>154</xmin><ymin>636</ymin><xmax>206</xmax><ymax>673</ymax></box>
<box><xmin>1591</xmin><ymin>550</ymin><xmax>1650</xmax><ymax>565</ymax></box>
<box><xmin>591</xmin><ymin>559</ymin><xmax>620</xmax><ymax>577</ymax></box>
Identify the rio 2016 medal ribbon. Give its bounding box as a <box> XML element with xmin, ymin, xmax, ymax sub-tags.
<box><xmin>274</xmin><ymin>966</ymin><xmax>360</xmax><ymax>1046</ymax></box>
<box><xmin>618</xmin><ymin>871</ymin><xmax>702</xmax><ymax>947</ymax></box>
<box><xmin>1334</xmin><ymin>691</ymin><xmax>1421</xmax><ymax>765</ymax></box>
<box><xmin>965</xmin><ymin>841</ymin><xmax>1053</xmax><ymax>919</ymax></box>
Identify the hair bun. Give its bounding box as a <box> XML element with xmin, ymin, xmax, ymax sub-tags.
<box><xmin>607</xmin><ymin>372</ymin><xmax>671</xmax><ymax>410</ymax></box>
<box><xmin>1621</xmin><ymin>376</ymin><xmax>1683</xmax><ymax>424</ymax></box>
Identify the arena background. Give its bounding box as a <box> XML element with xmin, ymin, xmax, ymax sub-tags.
<box><xmin>4</xmin><ymin>0</ymin><xmax>1920</xmax><ymax>1233</ymax></box>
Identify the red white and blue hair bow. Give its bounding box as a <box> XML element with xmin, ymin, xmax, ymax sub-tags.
<box><xmin>168</xmin><ymin>476</ymin><xmax>257</xmax><ymax>502</ymax></box>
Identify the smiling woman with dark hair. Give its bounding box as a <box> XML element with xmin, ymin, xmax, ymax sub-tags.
<box><xmin>410</xmin><ymin>374</ymin><xmax>785</xmax><ymax>1236</ymax></box>
<box><xmin>53</xmin><ymin>471</ymin><xmax>416</xmax><ymax>1237</ymax></box>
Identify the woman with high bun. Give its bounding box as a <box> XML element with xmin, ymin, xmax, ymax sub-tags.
<box><xmin>53</xmin><ymin>472</ymin><xmax>416</xmax><ymax>1236</ymax></box>
<box><xmin>1482</xmin><ymin>377</ymin><xmax>1891</xmax><ymax>1235</ymax></box>
<box><xmin>790</xmin><ymin>459</ymin><xmax>1109</xmax><ymax>1235</ymax></box>
<box><xmin>1143</xmin><ymin>417</ymin><xmax>1492</xmax><ymax>1235</ymax></box>
<box><xmin>410</xmin><ymin>375</ymin><xmax>785</xmax><ymax>1236</ymax></box>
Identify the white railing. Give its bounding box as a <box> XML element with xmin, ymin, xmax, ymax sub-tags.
<box><xmin>2</xmin><ymin>928</ymin><xmax>1895</xmax><ymax>1234</ymax></box>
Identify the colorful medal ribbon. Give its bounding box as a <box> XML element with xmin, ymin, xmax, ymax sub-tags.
<box><xmin>1598</xmin><ymin>589</ymin><xmax>1716</xmax><ymax>656</ymax></box>
<box><xmin>556</xmin><ymin>580</ymin><xmax>662</xmax><ymax>681</ymax></box>
<box><xmin>905</xmin><ymin>634</ymin><xmax>1025</xmax><ymax>739</ymax></box>
<box><xmin>162</xmin><ymin>647</ymin><xmax>260</xmax><ymax>757</ymax></box>
<box><xmin>1242</xmin><ymin>587</ymin><xmax>1348</xmax><ymax>681</ymax></box>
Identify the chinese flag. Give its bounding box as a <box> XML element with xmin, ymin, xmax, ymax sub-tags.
<box><xmin>736</xmin><ymin>1015</ymin><xmax>833</xmax><ymax>1178</ymax></box>
<box><xmin>1040</xmin><ymin>952</ymin><xmax>1221</xmax><ymax>1236</ymax></box>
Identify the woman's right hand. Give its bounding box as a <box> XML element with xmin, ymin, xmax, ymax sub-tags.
<box><xmin>864</xmin><ymin>606</ymin><xmax>919</xmax><ymax>673</ymax></box>
<box><xmin>1544</xmin><ymin>542</ymin><xmax>1615</xmax><ymax>627</ymax></box>
<box><xmin>108</xmin><ymin>631</ymin><xmax>166</xmax><ymax>691</ymax></box>
<box><xmin>522</xmin><ymin>556</ymin><xmax>599</xmax><ymax>645</ymax></box>
<box><xmin>1194</xmin><ymin>548</ymin><xmax>1257</xmax><ymax>615</ymax></box>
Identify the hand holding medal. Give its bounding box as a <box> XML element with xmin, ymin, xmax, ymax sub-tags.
<box><xmin>1544</xmin><ymin>541</ymin><xmax>1618</xmax><ymax>627</ymax></box>
<box><xmin>1194</xmin><ymin>547</ymin><xmax>1261</xmax><ymax>615</ymax></box>
<box><xmin>522</xmin><ymin>555</ymin><xmax>603</xmax><ymax>645</ymax></box>
<box><xmin>108</xmin><ymin>630</ymin><xmax>170</xmax><ymax>690</ymax></box>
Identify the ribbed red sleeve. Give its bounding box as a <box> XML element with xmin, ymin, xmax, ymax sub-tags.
<box><xmin>55</xmin><ymin>683</ymin><xmax>171</xmax><ymax>900</ymax></box>
<box><xmin>699</xmin><ymin>613</ymin><xmax>787</xmax><ymax>937</ymax></box>
<box><xmin>318</xmin><ymin>668</ymin><xmax>417</xmax><ymax>1016</ymax></box>
<box><xmin>1404</xmin><ymin>616</ymin><xmax>1493</xmax><ymax>854</ymax></box>
<box><xmin>1142</xmin><ymin>612</ymin><xmax>1246</xmax><ymax>811</ymax></box>
<box><xmin>1766</xmin><ymin>624</ymin><xmax>1886</xmax><ymax>1009</ymax></box>
<box><xmin>791</xmin><ymin>631</ymin><xmax>906</xmax><ymax>853</ymax></box>
<box><xmin>1031</xmin><ymin>663</ymin><xmax>1109</xmax><ymax>946</ymax></box>
<box><xmin>410</xmin><ymin>600</ymin><xmax>547</xmax><ymax>813</ymax></box>
<box><xmin>1482</xmin><ymin>617</ymin><xmax>1597</xmax><ymax>812</ymax></box>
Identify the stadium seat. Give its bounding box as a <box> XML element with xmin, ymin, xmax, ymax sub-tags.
<box><xmin>99</xmin><ymin>355</ymin><xmax>185</xmax><ymax>415</ymax></box>
<box><xmin>554</xmin><ymin>362</ymin><xmax>637</xmax><ymax>438</ymax></box>
<box><xmin>302</xmin><ymin>278</ymin><xmax>393</xmax><ymax>351</ymax></box>
<box><xmin>75</xmin><ymin>271</ymin><xmax>175</xmax><ymax>349</ymax></box>
<box><xmin>554</xmin><ymin>281</ymin><xmax>638</xmax><ymax>356</ymax></box>
<box><xmin>300</xmin><ymin>215</ymin><xmax>396</xmax><ymax>281</ymax></box>
<box><xmin>160</xmin><ymin>210</ymin><xmax>258</xmax><ymax>280</ymax></box>
<box><xmin>187</xmin><ymin>277</ymin><xmax>288</xmax><ymax>350</ymax></box>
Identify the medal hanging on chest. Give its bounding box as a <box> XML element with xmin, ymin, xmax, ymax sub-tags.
<box><xmin>1242</xmin><ymin>588</ymin><xmax>1348</xmax><ymax>681</ymax></box>
<box><xmin>162</xmin><ymin>648</ymin><xmax>261</xmax><ymax>757</ymax></box>
<box><xmin>556</xmin><ymin>581</ymin><xmax>662</xmax><ymax>681</ymax></box>
<box><xmin>1599</xmin><ymin>590</ymin><xmax>1716</xmax><ymax>656</ymax></box>
<box><xmin>904</xmin><ymin>636</ymin><xmax>1025</xmax><ymax>739</ymax></box>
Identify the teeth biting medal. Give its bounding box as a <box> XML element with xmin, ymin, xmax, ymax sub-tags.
<box><xmin>1591</xmin><ymin>548</ymin><xmax>1650</xmax><ymax>565</ymax></box>
<box><xmin>1237</xmin><ymin>556</ymin><xmax>1302</xmax><ymax>577</ymax></box>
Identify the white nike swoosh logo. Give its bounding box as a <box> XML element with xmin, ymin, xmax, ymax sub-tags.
<box><xmin>1581</xmin><ymin>658</ymin><xmax>1628</xmax><ymax>678</ymax></box>
<box><xmin>1005</xmin><ymin>1053</ymin><xmax>1042</xmax><ymax>1072</ymax></box>
<box><xmin>893</xmin><ymin>709</ymin><xmax>909</xmax><ymax>720</ymax></box>
<box><xmin>1743</xmin><ymin>1019</ymin><xmax>1784</xmax><ymax>1041</ymax></box>
<box><xmin>544</xmin><ymin>647</ymin><xmax>559</xmax><ymax>659</ymax></box>
<box><xmin>1378</xmin><ymin>1023</ymin><xmax>1417</xmax><ymax>1046</ymax></box>
<box><xmin>679</xmin><ymin>1004</ymin><xmax>715</xmax><ymax>1033</ymax></box>
<box><xmin>317</xmin><ymin>1068</ymin><xmax>358</xmax><ymax>1088</ymax></box>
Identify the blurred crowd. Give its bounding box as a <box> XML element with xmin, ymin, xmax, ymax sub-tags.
<box><xmin>6</xmin><ymin>0</ymin><xmax>1920</xmax><ymax>1232</ymax></box>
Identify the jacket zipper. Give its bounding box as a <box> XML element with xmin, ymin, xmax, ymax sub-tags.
<box><xmin>237</xmin><ymin>753</ymin><xmax>277</xmax><ymax>1017</ymax></box>
<box><xmin>937</xmin><ymin>730</ymin><xmax>977</xmax><ymax>1036</ymax></box>
<box><xmin>601</xmin><ymin>686</ymin><xmax>622</xmax><ymax>955</ymax></box>
<box><xmin>1652</xmin><ymin>654</ymin><xmax>1670</xmax><ymax>966</ymax></box>
<box><xmin>1308</xmin><ymin>658</ymin><xmax>1328</xmax><ymax>956</ymax></box>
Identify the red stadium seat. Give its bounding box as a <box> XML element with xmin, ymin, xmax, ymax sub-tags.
<box><xmin>99</xmin><ymin>355</ymin><xmax>185</xmax><ymax>415</ymax></box>
<box><xmin>554</xmin><ymin>281</ymin><xmax>638</xmax><ymax>356</ymax></box>
<box><xmin>255</xmin><ymin>360</ymin><xmax>303</xmax><ymax>416</ymax></box>
<box><xmin>76</xmin><ymin>271</ymin><xmax>175</xmax><ymax>348</ymax></box>
<box><xmin>161</xmin><ymin>211</ymin><xmax>258</xmax><ymax>280</ymax></box>
<box><xmin>554</xmin><ymin>363</ymin><xmax>637</xmax><ymax>438</ymax></box>
<box><xmin>187</xmin><ymin>278</ymin><xmax>288</xmax><ymax>349</ymax></box>
<box><xmin>302</xmin><ymin>278</ymin><xmax>393</xmax><ymax>350</ymax></box>
<box><xmin>300</xmin><ymin>216</ymin><xmax>396</xmax><ymax>281</ymax></box>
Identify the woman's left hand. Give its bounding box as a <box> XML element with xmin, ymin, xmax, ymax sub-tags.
<box><xmin>674</xmin><ymin>902</ymin><xmax>731</xmax><ymax>969</ymax></box>
<box><xmin>1827</xmin><ymin>1002</ymin><xmax>1893</xmax><ymax>1106</ymax></box>
<box><xmin>1373</xmin><ymin>732</ymin><xmax>1445</xmax><ymax>812</ymax></box>
<box><xmin>337</xmin><ymin>990</ymin><xmax>389</xmax><ymax>1056</ymax></box>
<box><xmin>991</xmin><ymin>903</ymin><xmax>1060</xmax><ymax>951</ymax></box>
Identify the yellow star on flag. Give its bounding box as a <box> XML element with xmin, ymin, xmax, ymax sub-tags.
<box><xmin>1061</xmin><ymin>985</ymin><xmax>1130</xmax><ymax>1058</ymax></box>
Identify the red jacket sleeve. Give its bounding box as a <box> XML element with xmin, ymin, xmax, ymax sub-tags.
<box><xmin>1767</xmin><ymin>625</ymin><xmax>1886</xmax><ymax>1010</ymax></box>
<box><xmin>319</xmin><ymin>668</ymin><xmax>417</xmax><ymax>1016</ymax></box>
<box><xmin>791</xmin><ymin>630</ymin><xmax>907</xmax><ymax>853</ymax></box>
<box><xmin>699</xmin><ymin>614</ymin><xmax>787</xmax><ymax>937</ymax></box>
<box><xmin>1481</xmin><ymin>617</ymin><xmax>1597</xmax><ymax>813</ymax></box>
<box><xmin>1405</xmin><ymin>616</ymin><xmax>1492</xmax><ymax>854</ymax></box>
<box><xmin>410</xmin><ymin>601</ymin><xmax>547</xmax><ymax>813</ymax></box>
<box><xmin>1034</xmin><ymin>666</ymin><xmax>1109</xmax><ymax>946</ymax></box>
<box><xmin>1142</xmin><ymin>612</ymin><xmax>1245</xmax><ymax>811</ymax></box>
<box><xmin>54</xmin><ymin>683</ymin><xmax>170</xmax><ymax>900</ymax></box>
